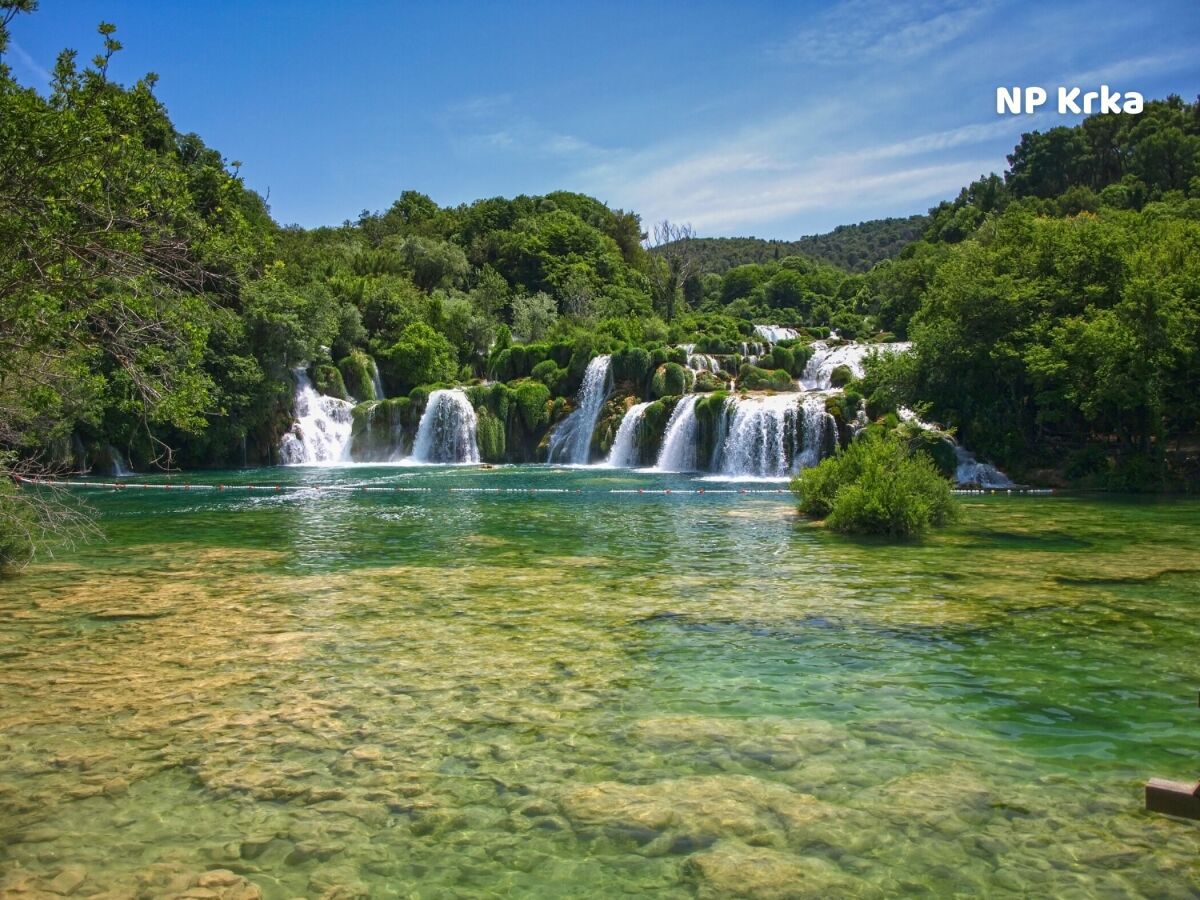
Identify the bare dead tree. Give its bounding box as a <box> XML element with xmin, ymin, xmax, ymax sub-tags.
<box><xmin>648</xmin><ymin>220</ymin><xmax>697</xmax><ymax>323</ymax></box>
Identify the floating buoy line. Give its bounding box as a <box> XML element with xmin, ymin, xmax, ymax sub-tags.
<box><xmin>14</xmin><ymin>476</ymin><xmax>1054</xmax><ymax>498</ymax></box>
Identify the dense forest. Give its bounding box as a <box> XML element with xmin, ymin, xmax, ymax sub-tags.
<box><xmin>2</xmin><ymin>4</ymin><xmax>1199</xmax><ymax>564</ymax></box>
<box><xmin>657</xmin><ymin>215</ymin><xmax>929</xmax><ymax>274</ymax></box>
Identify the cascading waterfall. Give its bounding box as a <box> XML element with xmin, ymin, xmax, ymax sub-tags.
<box><xmin>900</xmin><ymin>407</ymin><xmax>1015</xmax><ymax>487</ymax></box>
<box><xmin>687</xmin><ymin>353</ymin><xmax>721</xmax><ymax>374</ymax></box>
<box><xmin>954</xmin><ymin>446</ymin><xmax>1014</xmax><ymax>488</ymax></box>
<box><xmin>547</xmin><ymin>355</ymin><xmax>612</xmax><ymax>464</ymax></box>
<box><xmin>605</xmin><ymin>401</ymin><xmax>652</xmax><ymax>468</ymax></box>
<box><xmin>715</xmin><ymin>394</ymin><xmax>800</xmax><ymax>478</ymax></box>
<box><xmin>801</xmin><ymin>340</ymin><xmax>912</xmax><ymax>389</ymax></box>
<box><xmin>410</xmin><ymin>389</ymin><xmax>480</xmax><ymax>464</ymax></box>
<box><xmin>753</xmin><ymin>325</ymin><xmax>800</xmax><ymax>343</ymax></box>
<box><xmin>107</xmin><ymin>445</ymin><xmax>133</xmax><ymax>477</ymax></box>
<box><xmin>654</xmin><ymin>396</ymin><xmax>701</xmax><ymax>472</ymax></box>
<box><xmin>369</xmin><ymin>357</ymin><xmax>386</xmax><ymax>401</ymax></box>
<box><xmin>712</xmin><ymin>394</ymin><xmax>836</xmax><ymax>478</ymax></box>
<box><xmin>796</xmin><ymin>394</ymin><xmax>837</xmax><ymax>470</ymax></box>
<box><xmin>279</xmin><ymin>368</ymin><xmax>354</xmax><ymax>465</ymax></box>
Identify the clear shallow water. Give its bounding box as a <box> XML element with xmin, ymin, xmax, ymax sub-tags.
<box><xmin>1</xmin><ymin>465</ymin><xmax>1198</xmax><ymax>898</ymax></box>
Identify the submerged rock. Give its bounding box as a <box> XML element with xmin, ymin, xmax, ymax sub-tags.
<box><xmin>561</xmin><ymin>775</ymin><xmax>845</xmax><ymax>849</ymax></box>
<box><xmin>684</xmin><ymin>841</ymin><xmax>865</xmax><ymax>899</ymax></box>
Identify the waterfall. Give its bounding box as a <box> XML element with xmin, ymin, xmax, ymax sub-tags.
<box><xmin>687</xmin><ymin>353</ymin><xmax>721</xmax><ymax>374</ymax></box>
<box><xmin>107</xmin><ymin>445</ymin><xmax>133</xmax><ymax>477</ymax></box>
<box><xmin>369</xmin><ymin>357</ymin><xmax>386</xmax><ymax>401</ymax></box>
<box><xmin>712</xmin><ymin>393</ymin><xmax>834</xmax><ymax>478</ymax></box>
<box><xmin>410</xmin><ymin>389</ymin><xmax>480</xmax><ymax>464</ymax></box>
<box><xmin>279</xmin><ymin>368</ymin><xmax>354</xmax><ymax>465</ymax></box>
<box><xmin>654</xmin><ymin>396</ymin><xmax>701</xmax><ymax>472</ymax></box>
<box><xmin>715</xmin><ymin>394</ymin><xmax>799</xmax><ymax>478</ymax></box>
<box><xmin>954</xmin><ymin>446</ymin><xmax>1014</xmax><ymax>488</ymax></box>
<box><xmin>606</xmin><ymin>401</ymin><xmax>652</xmax><ymax>468</ymax></box>
<box><xmin>547</xmin><ymin>355</ymin><xmax>612</xmax><ymax>464</ymax></box>
<box><xmin>796</xmin><ymin>395</ymin><xmax>837</xmax><ymax>470</ymax></box>
<box><xmin>801</xmin><ymin>340</ymin><xmax>911</xmax><ymax>390</ymax></box>
<box><xmin>753</xmin><ymin>325</ymin><xmax>800</xmax><ymax>343</ymax></box>
<box><xmin>899</xmin><ymin>407</ymin><xmax>1014</xmax><ymax>487</ymax></box>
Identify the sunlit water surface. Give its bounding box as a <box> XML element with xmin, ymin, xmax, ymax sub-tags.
<box><xmin>1</xmin><ymin>465</ymin><xmax>1198</xmax><ymax>898</ymax></box>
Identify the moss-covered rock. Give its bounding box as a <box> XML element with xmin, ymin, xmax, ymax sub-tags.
<box><xmin>349</xmin><ymin>398</ymin><xmax>413</xmax><ymax>460</ymax></box>
<box><xmin>694</xmin><ymin>372</ymin><xmax>725</xmax><ymax>393</ymax></box>
<box><xmin>337</xmin><ymin>350</ymin><xmax>380</xmax><ymax>401</ymax></box>
<box><xmin>829</xmin><ymin>364</ymin><xmax>854</xmax><ymax>388</ymax></box>
<box><xmin>594</xmin><ymin>396</ymin><xmax>640</xmax><ymax>458</ymax></box>
<box><xmin>475</xmin><ymin>409</ymin><xmax>506</xmax><ymax>462</ymax></box>
<box><xmin>312</xmin><ymin>364</ymin><xmax>348</xmax><ymax>400</ymax></box>
<box><xmin>511</xmin><ymin>379</ymin><xmax>552</xmax><ymax>433</ymax></box>
<box><xmin>651</xmin><ymin>362</ymin><xmax>693</xmax><ymax>399</ymax></box>
<box><xmin>611</xmin><ymin>347</ymin><xmax>652</xmax><ymax>392</ymax></box>
<box><xmin>530</xmin><ymin>359</ymin><xmax>569</xmax><ymax>395</ymax></box>
<box><xmin>638</xmin><ymin>396</ymin><xmax>680</xmax><ymax>464</ymax></box>
<box><xmin>737</xmin><ymin>365</ymin><xmax>794</xmax><ymax>392</ymax></box>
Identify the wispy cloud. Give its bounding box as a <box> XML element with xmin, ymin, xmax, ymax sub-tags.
<box><xmin>7</xmin><ymin>39</ymin><xmax>52</xmax><ymax>86</ymax></box>
<box><xmin>772</xmin><ymin>0</ymin><xmax>999</xmax><ymax>65</ymax></box>
<box><xmin>1063</xmin><ymin>50</ymin><xmax>1195</xmax><ymax>86</ymax></box>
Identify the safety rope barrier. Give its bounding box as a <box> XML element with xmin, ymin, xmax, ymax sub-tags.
<box><xmin>13</xmin><ymin>476</ymin><xmax>1053</xmax><ymax>497</ymax></box>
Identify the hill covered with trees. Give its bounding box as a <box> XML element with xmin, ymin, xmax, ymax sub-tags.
<box><xmin>654</xmin><ymin>215</ymin><xmax>929</xmax><ymax>274</ymax></box>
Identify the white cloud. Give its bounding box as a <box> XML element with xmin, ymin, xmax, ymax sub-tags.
<box><xmin>773</xmin><ymin>0</ymin><xmax>998</xmax><ymax>65</ymax></box>
<box><xmin>7</xmin><ymin>39</ymin><xmax>53</xmax><ymax>87</ymax></box>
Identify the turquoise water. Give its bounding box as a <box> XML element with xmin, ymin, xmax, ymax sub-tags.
<box><xmin>0</xmin><ymin>465</ymin><xmax>1198</xmax><ymax>897</ymax></box>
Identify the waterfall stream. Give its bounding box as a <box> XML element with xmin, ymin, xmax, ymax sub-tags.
<box><xmin>801</xmin><ymin>340</ymin><xmax>912</xmax><ymax>390</ymax></box>
<box><xmin>411</xmin><ymin>389</ymin><xmax>480</xmax><ymax>464</ymax></box>
<box><xmin>369</xmin><ymin>357</ymin><xmax>386</xmax><ymax>401</ymax></box>
<box><xmin>279</xmin><ymin>368</ymin><xmax>355</xmax><ymax>465</ymax></box>
<box><xmin>606</xmin><ymin>401</ymin><xmax>652</xmax><ymax>468</ymax></box>
<box><xmin>107</xmin><ymin>445</ymin><xmax>133</xmax><ymax>477</ymax></box>
<box><xmin>547</xmin><ymin>355</ymin><xmax>612</xmax><ymax>464</ymax></box>
<box><xmin>654</xmin><ymin>396</ymin><xmax>701</xmax><ymax>472</ymax></box>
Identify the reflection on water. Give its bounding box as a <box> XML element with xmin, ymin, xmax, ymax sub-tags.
<box><xmin>0</xmin><ymin>466</ymin><xmax>1198</xmax><ymax>898</ymax></box>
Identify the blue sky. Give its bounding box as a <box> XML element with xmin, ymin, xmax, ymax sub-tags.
<box><xmin>7</xmin><ymin>1</ymin><xmax>1198</xmax><ymax>238</ymax></box>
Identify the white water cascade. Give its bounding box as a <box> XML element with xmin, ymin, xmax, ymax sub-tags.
<box><xmin>753</xmin><ymin>325</ymin><xmax>800</xmax><ymax>343</ymax></box>
<box><xmin>369</xmin><ymin>357</ymin><xmax>386</xmax><ymax>401</ymax></box>
<box><xmin>713</xmin><ymin>394</ymin><xmax>836</xmax><ymax>478</ymax></box>
<box><xmin>687</xmin><ymin>353</ymin><xmax>721</xmax><ymax>374</ymax></box>
<box><xmin>954</xmin><ymin>446</ymin><xmax>1015</xmax><ymax>488</ymax></box>
<box><xmin>606</xmin><ymin>401</ymin><xmax>652</xmax><ymax>468</ymax></box>
<box><xmin>654</xmin><ymin>396</ymin><xmax>701</xmax><ymax>472</ymax></box>
<box><xmin>547</xmin><ymin>355</ymin><xmax>612</xmax><ymax>464</ymax></box>
<box><xmin>279</xmin><ymin>369</ymin><xmax>355</xmax><ymax>465</ymax></box>
<box><xmin>801</xmin><ymin>340</ymin><xmax>911</xmax><ymax>390</ymax></box>
<box><xmin>107</xmin><ymin>445</ymin><xmax>133</xmax><ymax>477</ymax></box>
<box><xmin>410</xmin><ymin>389</ymin><xmax>480</xmax><ymax>464</ymax></box>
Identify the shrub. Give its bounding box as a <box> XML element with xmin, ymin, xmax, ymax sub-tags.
<box><xmin>792</xmin><ymin>432</ymin><xmax>957</xmax><ymax>537</ymax></box>
<box><xmin>338</xmin><ymin>350</ymin><xmax>378</xmax><ymax>401</ymax></box>
<box><xmin>651</xmin><ymin>362</ymin><xmax>693</xmax><ymax>398</ymax></box>
<box><xmin>312</xmin><ymin>364</ymin><xmax>348</xmax><ymax>400</ymax></box>
<box><xmin>511</xmin><ymin>379</ymin><xmax>552</xmax><ymax>432</ymax></box>
<box><xmin>737</xmin><ymin>365</ymin><xmax>794</xmax><ymax>391</ymax></box>
<box><xmin>829</xmin><ymin>364</ymin><xmax>854</xmax><ymax>388</ymax></box>
<box><xmin>530</xmin><ymin>359</ymin><xmax>568</xmax><ymax>395</ymax></box>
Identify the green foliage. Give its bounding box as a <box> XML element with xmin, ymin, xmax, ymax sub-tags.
<box><xmin>338</xmin><ymin>350</ymin><xmax>378</xmax><ymax>401</ymax></box>
<box><xmin>381</xmin><ymin>323</ymin><xmax>457</xmax><ymax>390</ymax></box>
<box><xmin>651</xmin><ymin>363</ymin><xmax>693</xmax><ymax>398</ymax></box>
<box><xmin>511</xmin><ymin>380</ymin><xmax>552</xmax><ymax>432</ymax></box>
<box><xmin>668</xmin><ymin>216</ymin><xmax>928</xmax><ymax>274</ymax></box>
<box><xmin>737</xmin><ymin>365</ymin><xmax>794</xmax><ymax>392</ymax></box>
<box><xmin>312</xmin><ymin>364</ymin><xmax>348</xmax><ymax>401</ymax></box>
<box><xmin>792</xmin><ymin>432</ymin><xmax>957</xmax><ymax>537</ymax></box>
<box><xmin>829</xmin><ymin>365</ymin><xmax>854</xmax><ymax>388</ymax></box>
<box><xmin>475</xmin><ymin>409</ymin><xmax>506</xmax><ymax>462</ymax></box>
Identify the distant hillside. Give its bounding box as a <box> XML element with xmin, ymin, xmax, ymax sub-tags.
<box><xmin>664</xmin><ymin>215</ymin><xmax>929</xmax><ymax>273</ymax></box>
